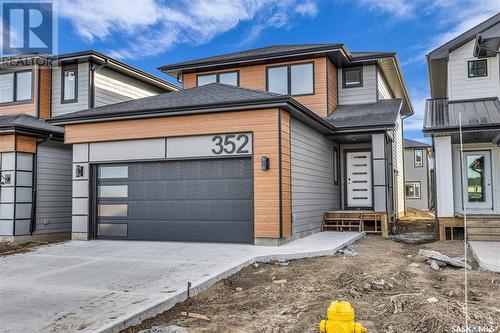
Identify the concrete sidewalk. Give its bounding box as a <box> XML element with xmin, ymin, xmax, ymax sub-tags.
<box><xmin>0</xmin><ymin>231</ymin><xmax>363</xmax><ymax>333</ymax></box>
<box><xmin>469</xmin><ymin>241</ymin><xmax>500</xmax><ymax>273</ymax></box>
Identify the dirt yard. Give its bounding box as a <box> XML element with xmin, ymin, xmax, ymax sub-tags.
<box><xmin>122</xmin><ymin>236</ymin><xmax>499</xmax><ymax>333</ymax></box>
<box><xmin>0</xmin><ymin>241</ymin><xmax>62</xmax><ymax>256</ymax></box>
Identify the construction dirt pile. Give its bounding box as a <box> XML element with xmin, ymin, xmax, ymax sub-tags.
<box><xmin>123</xmin><ymin>236</ymin><xmax>500</xmax><ymax>333</ymax></box>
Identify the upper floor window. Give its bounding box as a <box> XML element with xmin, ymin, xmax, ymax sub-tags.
<box><xmin>197</xmin><ymin>71</ymin><xmax>238</xmax><ymax>87</ymax></box>
<box><xmin>414</xmin><ymin>149</ymin><xmax>423</xmax><ymax>167</ymax></box>
<box><xmin>0</xmin><ymin>70</ymin><xmax>33</xmax><ymax>104</ymax></box>
<box><xmin>343</xmin><ymin>67</ymin><xmax>363</xmax><ymax>88</ymax></box>
<box><xmin>468</xmin><ymin>60</ymin><xmax>487</xmax><ymax>78</ymax></box>
<box><xmin>62</xmin><ymin>65</ymin><xmax>78</xmax><ymax>103</ymax></box>
<box><xmin>266</xmin><ymin>62</ymin><xmax>314</xmax><ymax>96</ymax></box>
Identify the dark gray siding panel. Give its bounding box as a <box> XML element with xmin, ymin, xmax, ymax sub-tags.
<box><xmin>96</xmin><ymin>158</ymin><xmax>253</xmax><ymax>243</ymax></box>
<box><xmin>35</xmin><ymin>141</ymin><xmax>72</xmax><ymax>234</ymax></box>
<box><xmin>291</xmin><ymin>118</ymin><xmax>340</xmax><ymax>237</ymax></box>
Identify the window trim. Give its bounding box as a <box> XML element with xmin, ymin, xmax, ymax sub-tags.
<box><xmin>414</xmin><ymin>149</ymin><xmax>424</xmax><ymax>168</ymax></box>
<box><xmin>467</xmin><ymin>59</ymin><xmax>488</xmax><ymax>78</ymax></box>
<box><xmin>333</xmin><ymin>146</ymin><xmax>339</xmax><ymax>185</ymax></box>
<box><xmin>0</xmin><ymin>69</ymin><xmax>34</xmax><ymax>106</ymax></box>
<box><xmin>405</xmin><ymin>181</ymin><xmax>421</xmax><ymax>199</ymax></box>
<box><xmin>196</xmin><ymin>70</ymin><xmax>239</xmax><ymax>87</ymax></box>
<box><xmin>265</xmin><ymin>61</ymin><xmax>315</xmax><ymax>97</ymax></box>
<box><xmin>61</xmin><ymin>64</ymin><xmax>78</xmax><ymax>104</ymax></box>
<box><xmin>342</xmin><ymin>67</ymin><xmax>363</xmax><ymax>89</ymax></box>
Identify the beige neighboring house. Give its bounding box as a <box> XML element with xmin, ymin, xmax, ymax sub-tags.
<box><xmin>404</xmin><ymin>139</ymin><xmax>432</xmax><ymax>211</ymax></box>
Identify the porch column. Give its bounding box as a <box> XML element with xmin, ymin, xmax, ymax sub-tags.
<box><xmin>372</xmin><ymin>133</ymin><xmax>387</xmax><ymax>212</ymax></box>
<box><xmin>434</xmin><ymin>136</ymin><xmax>454</xmax><ymax>217</ymax></box>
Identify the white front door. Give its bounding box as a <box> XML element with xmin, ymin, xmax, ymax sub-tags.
<box><xmin>463</xmin><ymin>151</ymin><xmax>493</xmax><ymax>210</ymax></box>
<box><xmin>346</xmin><ymin>151</ymin><xmax>372</xmax><ymax>208</ymax></box>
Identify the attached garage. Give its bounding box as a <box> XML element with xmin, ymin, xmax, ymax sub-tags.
<box><xmin>94</xmin><ymin>158</ymin><xmax>253</xmax><ymax>243</ymax></box>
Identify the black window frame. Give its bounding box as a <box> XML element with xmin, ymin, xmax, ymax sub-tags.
<box><xmin>0</xmin><ymin>69</ymin><xmax>34</xmax><ymax>106</ymax></box>
<box><xmin>196</xmin><ymin>71</ymin><xmax>239</xmax><ymax>87</ymax></box>
<box><xmin>333</xmin><ymin>146</ymin><xmax>339</xmax><ymax>185</ymax></box>
<box><xmin>61</xmin><ymin>64</ymin><xmax>78</xmax><ymax>104</ymax></box>
<box><xmin>342</xmin><ymin>67</ymin><xmax>363</xmax><ymax>88</ymax></box>
<box><xmin>405</xmin><ymin>181</ymin><xmax>421</xmax><ymax>199</ymax></box>
<box><xmin>265</xmin><ymin>61</ymin><xmax>315</xmax><ymax>97</ymax></box>
<box><xmin>467</xmin><ymin>59</ymin><xmax>488</xmax><ymax>78</ymax></box>
<box><xmin>414</xmin><ymin>149</ymin><xmax>423</xmax><ymax>168</ymax></box>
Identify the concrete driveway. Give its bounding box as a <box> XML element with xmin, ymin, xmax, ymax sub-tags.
<box><xmin>0</xmin><ymin>232</ymin><xmax>363</xmax><ymax>333</ymax></box>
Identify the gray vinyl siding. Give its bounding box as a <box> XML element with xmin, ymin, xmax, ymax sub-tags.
<box><xmin>94</xmin><ymin>67</ymin><xmax>162</xmax><ymax>107</ymax></box>
<box><xmin>377</xmin><ymin>70</ymin><xmax>393</xmax><ymax>100</ymax></box>
<box><xmin>52</xmin><ymin>63</ymin><xmax>90</xmax><ymax>117</ymax></box>
<box><xmin>404</xmin><ymin>148</ymin><xmax>429</xmax><ymax>210</ymax></box>
<box><xmin>34</xmin><ymin>141</ymin><xmax>72</xmax><ymax>234</ymax></box>
<box><xmin>290</xmin><ymin>118</ymin><xmax>339</xmax><ymax>237</ymax></box>
<box><xmin>338</xmin><ymin>64</ymin><xmax>377</xmax><ymax>105</ymax></box>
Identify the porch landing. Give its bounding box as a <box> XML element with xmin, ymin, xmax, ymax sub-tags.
<box><xmin>469</xmin><ymin>241</ymin><xmax>500</xmax><ymax>273</ymax></box>
<box><xmin>439</xmin><ymin>216</ymin><xmax>500</xmax><ymax>241</ymax></box>
<box><xmin>322</xmin><ymin>211</ymin><xmax>389</xmax><ymax>238</ymax></box>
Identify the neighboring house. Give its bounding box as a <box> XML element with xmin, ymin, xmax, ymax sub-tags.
<box><xmin>0</xmin><ymin>51</ymin><xmax>178</xmax><ymax>243</ymax></box>
<box><xmin>52</xmin><ymin>44</ymin><xmax>413</xmax><ymax>245</ymax></box>
<box><xmin>424</xmin><ymin>13</ymin><xmax>500</xmax><ymax>241</ymax></box>
<box><xmin>404</xmin><ymin>138</ymin><xmax>432</xmax><ymax>210</ymax></box>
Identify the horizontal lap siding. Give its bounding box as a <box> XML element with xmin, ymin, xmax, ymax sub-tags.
<box><xmin>65</xmin><ymin>109</ymin><xmax>281</xmax><ymax>238</ymax></box>
<box><xmin>52</xmin><ymin>63</ymin><xmax>89</xmax><ymax>117</ymax></box>
<box><xmin>94</xmin><ymin>68</ymin><xmax>161</xmax><ymax>107</ymax></box>
<box><xmin>35</xmin><ymin>141</ymin><xmax>72</xmax><ymax>234</ymax></box>
<box><xmin>338</xmin><ymin>64</ymin><xmax>377</xmax><ymax>105</ymax></box>
<box><xmin>183</xmin><ymin>58</ymin><xmax>329</xmax><ymax>117</ymax></box>
<box><xmin>290</xmin><ymin>118</ymin><xmax>339</xmax><ymax>236</ymax></box>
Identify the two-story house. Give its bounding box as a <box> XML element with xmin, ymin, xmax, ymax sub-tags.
<box><xmin>0</xmin><ymin>51</ymin><xmax>177</xmax><ymax>243</ymax></box>
<box><xmin>52</xmin><ymin>44</ymin><xmax>413</xmax><ymax>245</ymax></box>
<box><xmin>404</xmin><ymin>138</ymin><xmax>432</xmax><ymax>210</ymax></box>
<box><xmin>424</xmin><ymin>13</ymin><xmax>500</xmax><ymax>241</ymax></box>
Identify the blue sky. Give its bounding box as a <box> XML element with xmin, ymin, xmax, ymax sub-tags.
<box><xmin>57</xmin><ymin>0</ymin><xmax>500</xmax><ymax>141</ymax></box>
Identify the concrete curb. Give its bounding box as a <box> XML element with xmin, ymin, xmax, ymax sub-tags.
<box><xmin>95</xmin><ymin>232</ymin><xmax>365</xmax><ymax>333</ymax></box>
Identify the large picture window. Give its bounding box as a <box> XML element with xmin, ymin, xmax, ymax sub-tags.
<box><xmin>62</xmin><ymin>65</ymin><xmax>78</xmax><ymax>103</ymax></box>
<box><xmin>266</xmin><ymin>62</ymin><xmax>314</xmax><ymax>96</ymax></box>
<box><xmin>468</xmin><ymin>60</ymin><xmax>487</xmax><ymax>78</ymax></box>
<box><xmin>197</xmin><ymin>71</ymin><xmax>238</xmax><ymax>87</ymax></box>
<box><xmin>0</xmin><ymin>70</ymin><xmax>33</xmax><ymax>104</ymax></box>
<box><xmin>405</xmin><ymin>182</ymin><xmax>421</xmax><ymax>199</ymax></box>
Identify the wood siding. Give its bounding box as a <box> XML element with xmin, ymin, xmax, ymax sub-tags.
<box><xmin>281</xmin><ymin>110</ymin><xmax>292</xmax><ymax>237</ymax></box>
<box><xmin>0</xmin><ymin>135</ymin><xmax>36</xmax><ymax>153</ymax></box>
<box><xmin>65</xmin><ymin>109</ymin><xmax>282</xmax><ymax>238</ymax></box>
<box><xmin>38</xmin><ymin>67</ymin><xmax>52</xmax><ymax>119</ymax></box>
<box><xmin>0</xmin><ymin>67</ymin><xmax>38</xmax><ymax>117</ymax></box>
<box><xmin>183</xmin><ymin>58</ymin><xmax>329</xmax><ymax>117</ymax></box>
<box><xmin>327</xmin><ymin>59</ymin><xmax>337</xmax><ymax>114</ymax></box>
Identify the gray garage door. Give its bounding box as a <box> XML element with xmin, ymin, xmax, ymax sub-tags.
<box><xmin>95</xmin><ymin>158</ymin><xmax>253</xmax><ymax>243</ymax></box>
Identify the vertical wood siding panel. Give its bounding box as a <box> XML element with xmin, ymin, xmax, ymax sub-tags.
<box><xmin>65</xmin><ymin>109</ymin><xmax>281</xmax><ymax>238</ymax></box>
<box><xmin>38</xmin><ymin>67</ymin><xmax>52</xmax><ymax>119</ymax></box>
<box><xmin>281</xmin><ymin>111</ymin><xmax>292</xmax><ymax>237</ymax></box>
<box><xmin>327</xmin><ymin>59</ymin><xmax>337</xmax><ymax>114</ymax></box>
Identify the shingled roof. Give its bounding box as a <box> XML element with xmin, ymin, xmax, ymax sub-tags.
<box><xmin>325</xmin><ymin>99</ymin><xmax>403</xmax><ymax>130</ymax></box>
<box><xmin>404</xmin><ymin>138</ymin><xmax>431</xmax><ymax>148</ymax></box>
<box><xmin>0</xmin><ymin>114</ymin><xmax>64</xmax><ymax>135</ymax></box>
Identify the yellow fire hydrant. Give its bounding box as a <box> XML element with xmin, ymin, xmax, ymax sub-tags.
<box><xmin>319</xmin><ymin>300</ymin><xmax>367</xmax><ymax>333</ymax></box>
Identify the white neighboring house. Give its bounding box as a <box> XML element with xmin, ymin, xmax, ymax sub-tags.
<box><xmin>424</xmin><ymin>13</ymin><xmax>500</xmax><ymax>241</ymax></box>
<box><xmin>404</xmin><ymin>139</ymin><xmax>432</xmax><ymax>211</ymax></box>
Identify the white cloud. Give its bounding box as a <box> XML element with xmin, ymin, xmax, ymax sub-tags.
<box><xmin>60</xmin><ymin>0</ymin><xmax>319</xmax><ymax>58</ymax></box>
<box><xmin>353</xmin><ymin>0</ymin><xmax>416</xmax><ymax>17</ymax></box>
<box><xmin>296</xmin><ymin>1</ymin><xmax>319</xmax><ymax>16</ymax></box>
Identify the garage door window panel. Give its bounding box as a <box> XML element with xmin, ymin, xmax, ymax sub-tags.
<box><xmin>99</xmin><ymin>165</ymin><xmax>128</xmax><ymax>179</ymax></box>
<box><xmin>98</xmin><ymin>223</ymin><xmax>128</xmax><ymax>237</ymax></box>
<box><xmin>98</xmin><ymin>204</ymin><xmax>128</xmax><ymax>217</ymax></box>
<box><xmin>99</xmin><ymin>185</ymin><xmax>128</xmax><ymax>198</ymax></box>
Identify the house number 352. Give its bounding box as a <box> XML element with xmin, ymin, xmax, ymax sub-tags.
<box><xmin>211</xmin><ymin>134</ymin><xmax>250</xmax><ymax>154</ymax></box>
